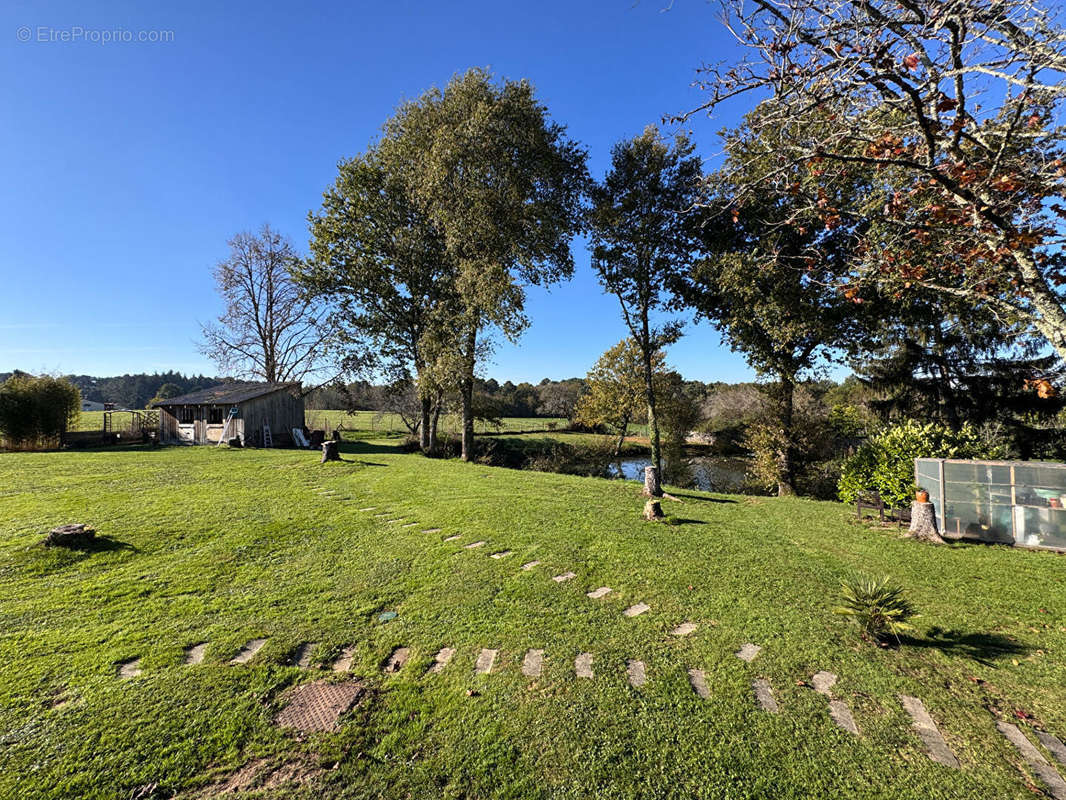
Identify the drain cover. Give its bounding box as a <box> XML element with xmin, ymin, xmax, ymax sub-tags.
<box><xmin>274</xmin><ymin>680</ymin><xmax>365</xmax><ymax>732</ymax></box>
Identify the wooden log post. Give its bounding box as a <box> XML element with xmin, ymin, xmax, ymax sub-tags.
<box><xmin>643</xmin><ymin>499</ymin><xmax>665</xmax><ymax>521</ymax></box>
<box><xmin>908</xmin><ymin>501</ymin><xmax>946</xmax><ymax>544</ymax></box>
<box><xmin>642</xmin><ymin>465</ymin><xmax>662</xmax><ymax>498</ymax></box>
<box><xmin>45</xmin><ymin>524</ymin><xmax>96</xmax><ymax>548</ymax></box>
<box><xmin>321</xmin><ymin>440</ymin><xmax>340</xmax><ymax>463</ymax></box>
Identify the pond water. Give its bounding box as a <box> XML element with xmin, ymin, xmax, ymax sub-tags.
<box><xmin>602</xmin><ymin>456</ymin><xmax>751</xmax><ymax>494</ymax></box>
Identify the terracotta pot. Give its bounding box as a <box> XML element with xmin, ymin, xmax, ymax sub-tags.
<box><xmin>1051</xmin><ymin>497</ymin><xmax>1062</xmax><ymax>509</ymax></box>
<box><xmin>915</xmin><ymin>489</ymin><xmax>929</xmax><ymax>504</ymax></box>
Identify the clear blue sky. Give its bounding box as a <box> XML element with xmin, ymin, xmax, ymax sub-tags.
<box><xmin>1</xmin><ymin>0</ymin><xmax>811</xmax><ymax>384</ymax></box>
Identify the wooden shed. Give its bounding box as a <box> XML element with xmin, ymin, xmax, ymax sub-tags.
<box><xmin>153</xmin><ymin>382</ymin><xmax>303</xmax><ymax>446</ymax></box>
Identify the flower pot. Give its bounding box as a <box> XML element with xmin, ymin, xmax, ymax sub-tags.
<box><xmin>915</xmin><ymin>489</ymin><xmax>929</xmax><ymax>504</ymax></box>
<box><xmin>1051</xmin><ymin>498</ymin><xmax>1062</xmax><ymax>509</ymax></box>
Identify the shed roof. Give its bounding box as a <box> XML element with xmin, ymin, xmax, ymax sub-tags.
<box><xmin>152</xmin><ymin>381</ymin><xmax>301</xmax><ymax>407</ymax></box>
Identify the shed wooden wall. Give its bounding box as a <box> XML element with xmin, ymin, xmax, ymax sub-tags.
<box><xmin>239</xmin><ymin>390</ymin><xmax>304</xmax><ymax>447</ymax></box>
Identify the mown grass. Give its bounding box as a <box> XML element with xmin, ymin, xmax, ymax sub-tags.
<box><xmin>0</xmin><ymin>437</ymin><xmax>1063</xmax><ymax>799</ymax></box>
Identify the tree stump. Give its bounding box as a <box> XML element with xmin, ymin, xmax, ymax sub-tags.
<box><xmin>642</xmin><ymin>465</ymin><xmax>662</xmax><ymax>498</ymax></box>
<box><xmin>45</xmin><ymin>523</ymin><xmax>95</xmax><ymax>547</ymax></box>
<box><xmin>643</xmin><ymin>499</ymin><xmax>665</xmax><ymax>521</ymax></box>
<box><xmin>321</xmin><ymin>440</ymin><xmax>340</xmax><ymax>463</ymax></box>
<box><xmin>908</xmin><ymin>501</ymin><xmax>946</xmax><ymax>544</ymax></box>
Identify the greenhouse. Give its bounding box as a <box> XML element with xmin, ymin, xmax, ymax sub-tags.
<box><xmin>915</xmin><ymin>458</ymin><xmax>1066</xmax><ymax>552</ymax></box>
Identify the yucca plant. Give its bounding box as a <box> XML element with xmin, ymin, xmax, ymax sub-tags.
<box><xmin>834</xmin><ymin>575</ymin><xmax>918</xmax><ymax>643</ymax></box>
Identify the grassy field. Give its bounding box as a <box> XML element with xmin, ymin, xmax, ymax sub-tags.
<box><xmin>1</xmin><ymin>436</ymin><xmax>1064</xmax><ymax>799</ymax></box>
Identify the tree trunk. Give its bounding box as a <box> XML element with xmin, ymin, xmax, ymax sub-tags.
<box><xmin>776</xmin><ymin>373</ymin><xmax>796</xmax><ymax>497</ymax></box>
<box><xmin>419</xmin><ymin>395</ymin><xmax>432</xmax><ymax>453</ymax></box>
<box><xmin>460</xmin><ymin>324</ymin><xmax>477</xmax><ymax>462</ymax></box>
<box><xmin>427</xmin><ymin>392</ymin><xmax>442</xmax><ymax>456</ymax></box>
<box><xmin>640</xmin><ymin>333</ymin><xmax>663</xmax><ymax>497</ymax></box>
<box><xmin>614</xmin><ymin>421</ymin><xmax>629</xmax><ymax>458</ymax></box>
<box><xmin>642</xmin><ymin>465</ymin><xmax>662</xmax><ymax>498</ymax></box>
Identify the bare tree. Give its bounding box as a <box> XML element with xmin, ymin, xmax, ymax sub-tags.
<box><xmin>200</xmin><ymin>225</ymin><xmax>332</xmax><ymax>384</ymax></box>
<box><xmin>677</xmin><ymin>0</ymin><xmax>1066</xmax><ymax>359</ymax></box>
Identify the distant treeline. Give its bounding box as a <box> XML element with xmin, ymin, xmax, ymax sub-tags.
<box><xmin>0</xmin><ymin>372</ymin><xmax>223</xmax><ymax>411</ymax></box>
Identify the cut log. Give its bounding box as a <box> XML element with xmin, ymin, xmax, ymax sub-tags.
<box><xmin>643</xmin><ymin>499</ymin><xmax>665</xmax><ymax>521</ymax></box>
<box><xmin>908</xmin><ymin>502</ymin><xmax>946</xmax><ymax>544</ymax></box>
<box><xmin>642</xmin><ymin>465</ymin><xmax>662</xmax><ymax>498</ymax></box>
<box><xmin>321</xmin><ymin>441</ymin><xmax>340</xmax><ymax>463</ymax></box>
<box><xmin>45</xmin><ymin>523</ymin><xmax>96</xmax><ymax>548</ymax></box>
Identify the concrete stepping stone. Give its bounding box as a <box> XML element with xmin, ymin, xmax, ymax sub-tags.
<box><xmin>465</xmin><ymin>541</ymin><xmax>486</xmax><ymax>549</ymax></box>
<box><xmin>444</xmin><ymin>535</ymin><xmax>462</xmax><ymax>542</ymax></box>
<box><xmin>387</xmin><ymin>518</ymin><xmax>405</xmax><ymax>524</ymax></box>
<box><xmin>811</xmin><ymin>671</ymin><xmax>837</xmax><ymax>696</ymax></box>
<box><xmin>575</xmin><ymin>652</ymin><xmax>594</xmax><ymax>679</ymax></box>
<box><xmin>490</xmin><ymin>551</ymin><xmax>513</xmax><ymax>559</ymax></box>
<box><xmin>521</xmin><ymin>561</ymin><xmax>541</xmax><ymax>570</ymax></box>
<box><xmin>288</xmin><ymin>642</ymin><xmax>318</xmax><ymax>669</ymax></box>
<box><xmin>553</xmin><ymin>571</ymin><xmax>576</xmax><ymax>582</ymax></box>
<box><xmin>426</xmin><ymin>647</ymin><xmax>456</xmax><ymax>675</ymax></box>
<box><xmin>401</xmin><ymin>523</ymin><xmax>418</xmax><ymax>528</ymax></box>
<box><xmin>998</xmin><ymin>722</ymin><xmax>1066</xmax><ymax>799</ymax></box>
<box><xmin>331</xmin><ymin>646</ymin><xmax>355</xmax><ymax>673</ymax></box>
<box><xmin>116</xmin><ymin>659</ymin><xmax>142</xmax><ymax>679</ymax></box>
<box><xmin>1037</xmin><ymin>731</ymin><xmax>1066</xmax><ymax>768</ymax></box>
<box><xmin>422</xmin><ymin>528</ymin><xmax>442</xmax><ymax>534</ymax></box>
<box><xmin>475</xmin><ymin>648</ymin><xmax>498</xmax><ymax>674</ymax></box>
<box><xmin>623</xmin><ymin>603</ymin><xmax>650</xmax><ymax>618</ymax></box>
<box><xmin>522</xmin><ymin>649</ymin><xmax>544</xmax><ymax>678</ymax></box>
<box><xmin>626</xmin><ymin>659</ymin><xmax>646</xmax><ymax>688</ymax></box>
<box><xmin>373</xmin><ymin>513</ymin><xmax>389</xmax><ymax>518</ymax></box>
<box><xmin>586</xmin><ymin>587</ymin><xmax>612</xmax><ymax>599</ymax></box>
<box><xmin>382</xmin><ymin>647</ymin><xmax>410</xmax><ymax>673</ymax></box>
<box><xmin>671</xmin><ymin>622</ymin><xmax>698</xmax><ymax>636</ymax></box>
<box><xmin>736</xmin><ymin>643</ymin><xmax>761</xmax><ymax>662</ymax></box>
<box><xmin>688</xmin><ymin>668</ymin><xmax>710</xmax><ymax>699</ymax></box>
<box><xmin>183</xmin><ymin>642</ymin><xmax>208</xmax><ymax>665</ymax></box>
<box><xmin>899</xmin><ymin>695</ymin><xmax>959</xmax><ymax>768</ymax></box>
<box><xmin>359</xmin><ymin>507</ymin><xmax>376</xmax><ymax>511</ymax></box>
<box><xmin>753</xmin><ymin>678</ymin><xmax>778</xmax><ymax>712</ymax></box>
<box><xmin>828</xmin><ymin>700</ymin><xmax>861</xmax><ymax>736</ymax></box>
<box><xmin>229</xmin><ymin>638</ymin><xmax>267</xmax><ymax>665</ymax></box>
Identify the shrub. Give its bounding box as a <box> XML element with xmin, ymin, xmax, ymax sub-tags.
<box><xmin>834</xmin><ymin>574</ymin><xmax>917</xmax><ymax>642</ymax></box>
<box><xmin>837</xmin><ymin>420</ymin><xmax>997</xmax><ymax>507</ymax></box>
<box><xmin>0</xmin><ymin>373</ymin><xmax>81</xmax><ymax>449</ymax></box>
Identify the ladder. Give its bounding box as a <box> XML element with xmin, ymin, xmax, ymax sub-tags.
<box><xmin>262</xmin><ymin>423</ymin><xmax>273</xmax><ymax>448</ymax></box>
<box><xmin>216</xmin><ymin>407</ymin><xmax>239</xmax><ymax>447</ymax></box>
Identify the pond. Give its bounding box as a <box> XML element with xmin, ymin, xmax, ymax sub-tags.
<box><xmin>602</xmin><ymin>455</ymin><xmax>752</xmax><ymax>494</ymax></box>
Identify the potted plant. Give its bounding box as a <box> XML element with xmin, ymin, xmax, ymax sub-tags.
<box><xmin>915</xmin><ymin>487</ymin><xmax>930</xmax><ymax>504</ymax></box>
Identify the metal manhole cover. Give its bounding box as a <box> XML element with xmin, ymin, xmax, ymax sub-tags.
<box><xmin>274</xmin><ymin>680</ymin><xmax>365</xmax><ymax>732</ymax></box>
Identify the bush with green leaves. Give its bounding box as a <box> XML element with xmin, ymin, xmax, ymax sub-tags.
<box><xmin>834</xmin><ymin>574</ymin><xmax>917</xmax><ymax>642</ymax></box>
<box><xmin>837</xmin><ymin>420</ymin><xmax>996</xmax><ymax>507</ymax></box>
<box><xmin>0</xmin><ymin>373</ymin><xmax>81</xmax><ymax>448</ymax></box>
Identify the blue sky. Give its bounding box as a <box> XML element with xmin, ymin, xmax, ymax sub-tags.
<box><xmin>0</xmin><ymin>0</ymin><xmax>805</xmax><ymax>384</ymax></box>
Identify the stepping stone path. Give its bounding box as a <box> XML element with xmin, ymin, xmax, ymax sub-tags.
<box><xmin>736</xmin><ymin>643</ymin><xmax>761</xmax><ymax>662</ymax></box>
<box><xmin>230</xmin><ymin>638</ymin><xmax>267</xmax><ymax>665</ymax></box>
<box><xmin>475</xmin><ymin>649</ymin><xmax>498</xmax><ymax>674</ymax></box>
<box><xmin>490</xmin><ymin>551</ymin><xmax>513</xmax><ymax>559</ymax></box>
<box><xmin>553</xmin><ymin>571</ymin><xmax>576</xmax><ymax>582</ymax></box>
<box><xmin>811</xmin><ymin>671</ymin><xmax>860</xmax><ymax>736</ymax></box>
<box><xmin>687</xmin><ymin>668</ymin><xmax>710</xmax><ymax>699</ymax></box>
<box><xmin>444</xmin><ymin>535</ymin><xmax>462</xmax><ymax>542</ymax></box>
<box><xmin>998</xmin><ymin>722</ymin><xmax>1066</xmax><ymax>799</ymax></box>
<box><xmin>671</xmin><ymin>622</ymin><xmax>698</xmax><ymax>636</ymax></box>
<box><xmin>465</xmin><ymin>540</ymin><xmax>486</xmax><ymax>549</ymax></box>
<box><xmin>183</xmin><ymin>643</ymin><xmax>208</xmax><ymax>665</ymax></box>
<box><xmin>623</xmin><ymin>603</ymin><xmax>650</xmax><ymax>618</ymax></box>
<box><xmin>1038</xmin><ymin>731</ymin><xmax>1066</xmax><ymax>767</ymax></box>
<box><xmin>116</xmin><ymin>659</ymin><xmax>142</xmax><ymax>679</ymax></box>
<box><xmin>521</xmin><ymin>561</ymin><xmax>540</xmax><ymax>570</ymax></box>
<box><xmin>359</xmin><ymin>507</ymin><xmax>376</xmax><ymax>512</ymax></box>
<box><xmin>574</xmin><ymin>653</ymin><xmax>594</xmax><ymax>679</ymax></box>
<box><xmin>331</xmin><ymin>646</ymin><xmax>356</xmax><ymax>673</ymax></box>
<box><xmin>382</xmin><ymin>647</ymin><xmax>410</xmax><ymax>673</ymax></box>
<box><xmin>626</xmin><ymin>659</ymin><xmax>647</xmax><ymax>688</ymax></box>
<box><xmin>753</xmin><ymin>678</ymin><xmax>778</xmax><ymax>713</ymax></box>
<box><xmin>427</xmin><ymin>647</ymin><xmax>455</xmax><ymax>675</ymax></box>
<box><xmin>586</xmin><ymin>587</ymin><xmax>612</xmax><ymax>599</ymax></box>
<box><xmin>401</xmin><ymin>523</ymin><xmax>418</xmax><ymax>528</ymax></box>
<box><xmin>422</xmin><ymin>529</ymin><xmax>442</xmax><ymax>534</ymax></box>
<box><xmin>292</xmin><ymin>642</ymin><xmax>318</xmax><ymax>669</ymax></box>
<box><xmin>899</xmin><ymin>695</ymin><xmax>959</xmax><ymax>768</ymax></box>
<box><xmin>522</xmin><ymin>649</ymin><xmax>544</xmax><ymax>678</ymax></box>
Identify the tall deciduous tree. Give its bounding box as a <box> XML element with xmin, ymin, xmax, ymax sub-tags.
<box><xmin>576</xmin><ymin>339</ymin><xmax>666</xmax><ymax>456</ymax></box>
<box><xmin>588</xmin><ymin>126</ymin><xmax>702</xmax><ymax>494</ymax></box>
<box><xmin>379</xmin><ymin>68</ymin><xmax>588</xmax><ymax>461</ymax></box>
<box><xmin>300</xmin><ymin>149</ymin><xmax>458</xmax><ymax>454</ymax></box>
<box><xmin>679</xmin><ymin>0</ymin><xmax>1066</xmax><ymax>360</ymax></box>
<box><xmin>674</xmin><ymin>111</ymin><xmax>860</xmax><ymax>496</ymax></box>
<box><xmin>200</xmin><ymin>225</ymin><xmax>331</xmax><ymax>385</ymax></box>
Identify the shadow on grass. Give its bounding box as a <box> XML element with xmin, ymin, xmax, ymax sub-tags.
<box><xmin>900</xmin><ymin>626</ymin><xmax>1029</xmax><ymax>666</ymax></box>
<box><xmin>47</xmin><ymin>535</ymin><xmax>138</xmax><ymax>554</ymax></box>
<box><xmin>667</xmin><ymin>518</ymin><xmax>709</xmax><ymax>526</ymax></box>
<box><xmin>667</xmin><ymin>492</ymin><xmax>738</xmax><ymax>504</ymax></box>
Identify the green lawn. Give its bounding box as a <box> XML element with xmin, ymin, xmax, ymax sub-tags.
<box><xmin>0</xmin><ymin>438</ymin><xmax>1063</xmax><ymax>799</ymax></box>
